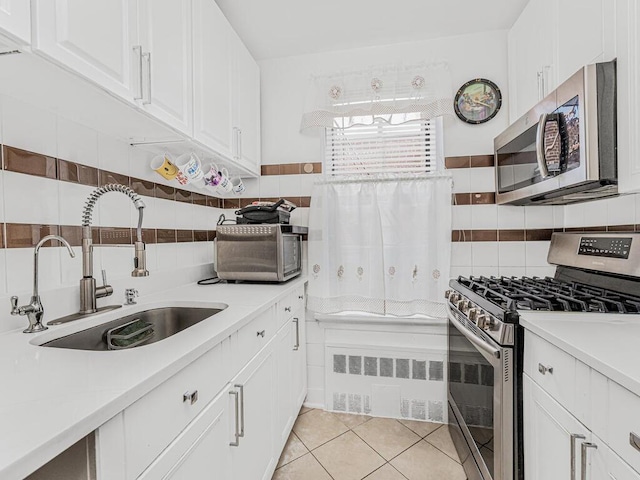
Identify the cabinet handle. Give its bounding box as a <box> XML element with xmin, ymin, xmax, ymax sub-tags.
<box><xmin>183</xmin><ymin>390</ymin><xmax>198</xmax><ymax>405</ymax></box>
<box><xmin>235</xmin><ymin>383</ymin><xmax>245</xmax><ymax>437</ymax></box>
<box><xmin>570</xmin><ymin>433</ymin><xmax>586</xmax><ymax>480</ymax></box>
<box><xmin>133</xmin><ymin>45</ymin><xmax>143</xmax><ymax>100</ymax></box>
<box><xmin>232</xmin><ymin>127</ymin><xmax>239</xmax><ymax>160</ymax></box>
<box><xmin>538</xmin><ymin>363</ymin><xmax>553</xmax><ymax>375</ymax></box>
<box><xmin>298</xmin><ymin>295</ymin><xmax>304</xmax><ymax>300</ymax></box>
<box><xmin>238</xmin><ymin>128</ymin><xmax>242</xmax><ymax>159</ymax></box>
<box><xmin>285</xmin><ymin>306</ymin><xmax>291</xmax><ymax>313</ymax></box>
<box><xmin>229</xmin><ymin>390</ymin><xmax>240</xmax><ymax>446</ymax></box>
<box><xmin>580</xmin><ymin>442</ymin><xmax>597</xmax><ymax>480</ymax></box>
<box><xmin>293</xmin><ymin>317</ymin><xmax>300</xmax><ymax>351</ymax></box>
<box><xmin>630</xmin><ymin>432</ymin><xmax>640</xmax><ymax>453</ymax></box>
<box><xmin>142</xmin><ymin>51</ymin><xmax>151</xmax><ymax>105</ymax></box>
<box><xmin>257</xmin><ymin>330</ymin><xmax>266</xmax><ymax>338</ymax></box>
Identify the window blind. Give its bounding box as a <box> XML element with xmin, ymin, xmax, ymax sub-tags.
<box><xmin>325</xmin><ymin>119</ymin><xmax>437</xmax><ymax>176</ymax></box>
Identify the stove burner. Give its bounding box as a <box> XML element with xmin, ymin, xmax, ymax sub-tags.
<box><xmin>457</xmin><ymin>275</ymin><xmax>640</xmax><ymax>314</ymax></box>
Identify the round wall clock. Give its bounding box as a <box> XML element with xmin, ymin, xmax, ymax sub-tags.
<box><xmin>454</xmin><ymin>78</ymin><xmax>502</xmax><ymax>124</ymax></box>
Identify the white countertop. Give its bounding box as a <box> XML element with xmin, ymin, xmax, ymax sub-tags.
<box><xmin>0</xmin><ymin>277</ymin><xmax>306</xmax><ymax>480</ymax></box>
<box><xmin>519</xmin><ymin>310</ymin><xmax>640</xmax><ymax>397</ymax></box>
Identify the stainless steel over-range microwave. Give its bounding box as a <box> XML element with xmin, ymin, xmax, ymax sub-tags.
<box><xmin>494</xmin><ymin>60</ymin><xmax>617</xmax><ymax>205</ymax></box>
<box><xmin>215</xmin><ymin>224</ymin><xmax>305</xmax><ymax>282</ymax></box>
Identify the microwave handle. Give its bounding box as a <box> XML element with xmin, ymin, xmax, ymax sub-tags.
<box><xmin>535</xmin><ymin>113</ymin><xmax>550</xmax><ymax>179</ymax></box>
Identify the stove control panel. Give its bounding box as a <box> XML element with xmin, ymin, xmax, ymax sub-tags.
<box><xmin>578</xmin><ymin>237</ymin><xmax>632</xmax><ymax>259</ymax></box>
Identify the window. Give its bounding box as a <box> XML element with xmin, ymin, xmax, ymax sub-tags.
<box><xmin>324</xmin><ymin>114</ymin><xmax>440</xmax><ymax>176</ymax></box>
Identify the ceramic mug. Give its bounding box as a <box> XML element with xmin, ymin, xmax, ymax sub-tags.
<box><xmin>150</xmin><ymin>153</ymin><xmax>178</xmax><ymax>180</ymax></box>
<box><xmin>217</xmin><ymin>168</ymin><xmax>233</xmax><ymax>193</ymax></box>
<box><xmin>231</xmin><ymin>177</ymin><xmax>245</xmax><ymax>195</ymax></box>
<box><xmin>175</xmin><ymin>152</ymin><xmax>204</xmax><ymax>183</ymax></box>
<box><xmin>203</xmin><ymin>163</ymin><xmax>222</xmax><ymax>188</ymax></box>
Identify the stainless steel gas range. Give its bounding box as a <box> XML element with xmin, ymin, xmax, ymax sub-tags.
<box><xmin>446</xmin><ymin>232</ymin><xmax>640</xmax><ymax>480</ymax></box>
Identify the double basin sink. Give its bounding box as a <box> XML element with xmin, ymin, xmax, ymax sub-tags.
<box><xmin>41</xmin><ymin>306</ymin><xmax>227</xmax><ymax>351</ymax></box>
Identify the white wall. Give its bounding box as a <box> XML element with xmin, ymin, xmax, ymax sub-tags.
<box><xmin>259</xmin><ymin>29</ymin><xmax>510</xmax><ymax>166</ymax></box>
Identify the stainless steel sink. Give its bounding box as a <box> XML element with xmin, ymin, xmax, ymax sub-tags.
<box><xmin>41</xmin><ymin>306</ymin><xmax>225</xmax><ymax>351</ymax></box>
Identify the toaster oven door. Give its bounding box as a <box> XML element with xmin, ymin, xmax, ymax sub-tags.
<box><xmin>281</xmin><ymin>234</ymin><xmax>302</xmax><ymax>280</ymax></box>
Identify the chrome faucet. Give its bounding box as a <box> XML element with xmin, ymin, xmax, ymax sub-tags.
<box><xmin>10</xmin><ymin>235</ymin><xmax>76</xmax><ymax>333</ymax></box>
<box><xmin>79</xmin><ymin>184</ymin><xmax>149</xmax><ymax>314</ymax></box>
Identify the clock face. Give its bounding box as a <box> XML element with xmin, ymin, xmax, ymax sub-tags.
<box><xmin>454</xmin><ymin>79</ymin><xmax>502</xmax><ymax>124</ymax></box>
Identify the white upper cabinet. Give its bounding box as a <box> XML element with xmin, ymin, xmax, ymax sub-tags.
<box><xmin>0</xmin><ymin>0</ymin><xmax>30</xmax><ymax>44</ymax></box>
<box><xmin>616</xmin><ymin>0</ymin><xmax>640</xmax><ymax>194</ymax></box>
<box><xmin>507</xmin><ymin>0</ymin><xmax>616</xmax><ymax>122</ymax></box>
<box><xmin>137</xmin><ymin>0</ymin><xmax>193</xmax><ymax>134</ymax></box>
<box><xmin>232</xmin><ymin>32</ymin><xmax>261</xmax><ymax>170</ymax></box>
<box><xmin>32</xmin><ymin>0</ymin><xmax>139</xmax><ymax>102</ymax></box>
<box><xmin>192</xmin><ymin>0</ymin><xmax>234</xmax><ymax>159</ymax></box>
<box><xmin>507</xmin><ymin>0</ymin><xmax>557</xmax><ymax>121</ymax></box>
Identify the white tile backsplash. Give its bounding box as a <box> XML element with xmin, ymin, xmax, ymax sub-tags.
<box><xmin>451</xmin><ymin>169</ymin><xmax>471</xmax><ymax>194</ymax></box>
<box><xmin>525</xmin><ymin>241</ymin><xmax>551</xmax><ymax>267</ymax></box>
<box><xmin>469</xmin><ymin>167</ymin><xmax>495</xmax><ymax>192</ymax></box>
<box><xmin>6</xmin><ymin>247</ymin><xmax>61</xmax><ymax>296</ymax></box>
<box><xmin>498</xmin><ymin>242</ymin><xmax>526</xmax><ymax>267</ymax></box>
<box><xmin>259</xmin><ymin>175</ymin><xmax>280</xmax><ymax>197</ymax></box>
<box><xmin>471</xmin><ymin>242</ymin><xmax>499</xmax><ymax>267</ymax></box>
<box><xmin>57</xmin><ymin>117</ymin><xmax>99</xmax><ymax>167</ymax></box>
<box><xmin>2</xmin><ymin>95</ymin><xmax>57</xmax><ymax>157</ymax></box>
<box><xmin>607</xmin><ymin>195</ymin><xmax>636</xmax><ymax>226</ymax></box>
<box><xmin>3</xmin><ymin>171</ymin><xmax>60</xmax><ymax>224</ymax></box>
<box><xmin>470</xmin><ymin>204</ymin><xmax>498</xmax><ymax>229</ymax></box>
<box><xmin>452</xmin><ymin>205</ymin><xmax>471</xmax><ymax>229</ymax></box>
<box><xmin>524</xmin><ymin>206</ymin><xmax>555</xmax><ymax>229</ymax></box>
<box><xmin>451</xmin><ymin>243</ymin><xmax>472</xmax><ymax>267</ymax></box>
<box><xmin>98</xmin><ymin>132</ymin><xmax>129</xmax><ymax>173</ymax></box>
<box><xmin>497</xmin><ymin>206</ymin><xmax>525</xmax><ymax>229</ymax></box>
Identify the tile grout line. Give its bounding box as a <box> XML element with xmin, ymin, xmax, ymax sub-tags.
<box><xmin>422</xmin><ymin>428</ymin><xmax>465</xmax><ymax>466</ymax></box>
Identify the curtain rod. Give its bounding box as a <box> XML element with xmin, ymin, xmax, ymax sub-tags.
<box><xmin>314</xmin><ymin>172</ymin><xmax>452</xmax><ymax>186</ymax></box>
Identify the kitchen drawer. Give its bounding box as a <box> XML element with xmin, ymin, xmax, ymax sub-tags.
<box><xmin>123</xmin><ymin>341</ymin><xmax>230</xmax><ymax>479</ymax></box>
<box><xmin>607</xmin><ymin>381</ymin><xmax>640</xmax><ymax>473</ymax></box>
<box><xmin>278</xmin><ymin>286</ymin><xmax>305</xmax><ymax>328</ymax></box>
<box><xmin>524</xmin><ymin>332</ymin><xmax>577</xmax><ymax>412</ymax></box>
<box><xmin>237</xmin><ymin>305</ymin><xmax>277</xmax><ymax>365</ymax></box>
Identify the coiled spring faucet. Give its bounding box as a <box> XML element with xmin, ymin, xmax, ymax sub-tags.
<box><xmin>79</xmin><ymin>184</ymin><xmax>149</xmax><ymax>314</ymax></box>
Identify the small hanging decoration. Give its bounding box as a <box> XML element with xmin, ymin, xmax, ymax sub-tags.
<box><xmin>328</xmin><ymin>85</ymin><xmax>343</xmax><ymax>100</ymax></box>
<box><xmin>357</xmin><ymin>266</ymin><xmax>364</xmax><ymax>280</ymax></box>
<box><xmin>337</xmin><ymin>265</ymin><xmax>345</xmax><ymax>279</ymax></box>
<box><xmin>432</xmin><ymin>269</ymin><xmax>441</xmax><ymax>280</ymax></box>
<box><xmin>411</xmin><ymin>75</ymin><xmax>426</xmax><ymax>90</ymax></box>
<box><xmin>370</xmin><ymin>77</ymin><xmax>383</xmax><ymax>93</ymax></box>
<box><xmin>312</xmin><ymin>264</ymin><xmax>321</xmax><ymax>279</ymax></box>
<box><xmin>412</xmin><ymin>265</ymin><xmax>419</xmax><ymax>281</ymax></box>
<box><xmin>388</xmin><ymin>266</ymin><xmax>396</xmax><ymax>276</ymax></box>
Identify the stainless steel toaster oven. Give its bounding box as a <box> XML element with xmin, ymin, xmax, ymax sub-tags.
<box><xmin>215</xmin><ymin>224</ymin><xmax>305</xmax><ymax>282</ymax></box>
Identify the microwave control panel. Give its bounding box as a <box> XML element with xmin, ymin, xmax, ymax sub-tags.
<box><xmin>578</xmin><ymin>237</ymin><xmax>632</xmax><ymax>259</ymax></box>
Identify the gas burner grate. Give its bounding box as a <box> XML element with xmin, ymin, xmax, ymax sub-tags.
<box><xmin>456</xmin><ymin>275</ymin><xmax>640</xmax><ymax>314</ymax></box>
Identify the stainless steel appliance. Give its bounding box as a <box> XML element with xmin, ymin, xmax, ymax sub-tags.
<box><xmin>215</xmin><ymin>224</ymin><xmax>306</xmax><ymax>282</ymax></box>
<box><xmin>446</xmin><ymin>232</ymin><xmax>640</xmax><ymax>480</ymax></box>
<box><xmin>494</xmin><ymin>60</ymin><xmax>617</xmax><ymax>205</ymax></box>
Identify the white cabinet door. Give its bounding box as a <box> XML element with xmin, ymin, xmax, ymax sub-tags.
<box><xmin>192</xmin><ymin>0</ymin><xmax>233</xmax><ymax>159</ymax></box>
<box><xmin>232</xmin><ymin>32</ymin><xmax>261</xmax><ymax>171</ymax></box>
<box><xmin>524</xmin><ymin>374</ymin><xmax>590</xmax><ymax>480</ymax></box>
<box><xmin>556</xmin><ymin>0</ymin><xmax>608</xmax><ymax>83</ymax></box>
<box><xmin>137</xmin><ymin>0</ymin><xmax>193</xmax><ymax>134</ymax></box>
<box><xmin>32</xmin><ymin>0</ymin><xmax>138</xmax><ymax>102</ymax></box>
<box><xmin>275</xmin><ymin>320</ymin><xmax>294</xmax><ymax>446</ymax></box>
<box><xmin>617</xmin><ymin>0</ymin><xmax>640</xmax><ymax>194</ymax></box>
<box><xmin>0</xmin><ymin>0</ymin><xmax>30</xmax><ymax>44</ymax></box>
<box><xmin>138</xmin><ymin>389</ymin><xmax>232</xmax><ymax>480</ymax></box>
<box><xmin>230</xmin><ymin>342</ymin><xmax>277</xmax><ymax>480</ymax></box>
<box><xmin>292</xmin><ymin>313</ymin><xmax>307</xmax><ymax>410</ymax></box>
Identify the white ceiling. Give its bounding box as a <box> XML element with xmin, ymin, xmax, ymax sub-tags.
<box><xmin>214</xmin><ymin>0</ymin><xmax>529</xmax><ymax>60</ymax></box>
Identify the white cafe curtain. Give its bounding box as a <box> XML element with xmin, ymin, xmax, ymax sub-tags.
<box><xmin>300</xmin><ymin>62</ymin><xmax>454</xmax><ymax>131</ymax></box>
<box><xmin>306</xmin><ymin>174</ymin><xmax>452</xmax><ymax>318</ymax></box>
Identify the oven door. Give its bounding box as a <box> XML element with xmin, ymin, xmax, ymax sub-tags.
<box><xmin>447</xmin><ymin>305</ymin><xmax>513</xmax><ymax>480</ymax></box>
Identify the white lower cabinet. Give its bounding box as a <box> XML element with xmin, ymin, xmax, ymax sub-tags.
<box><xmin>524</xmin><ymin>332</ymin><xmax>640</xmax><ymax>480</ymax></box>
<box><xmin>95</xmin><ymin>287</ymin><xmax>307</xmax><ymax>480</ymax></box>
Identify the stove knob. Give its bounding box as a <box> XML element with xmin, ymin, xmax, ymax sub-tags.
<box><xmin>457</xmin><ymin>299</ymin><xmax>470</xmax><ymax>313</ymax></box>
<box><xmin>468</xmin><ymin>308</ymin><xmax>478</xmax><ymax>322</ymax></box>
<box><xmin>478</xmin><ymin>315</ymin><xmax>495</xmax><ymax>330</ymax></box>
<box><xmin>449</xmin><ymin>292</ymin><xmax>460</xmax><ymax>304</ymax></box>
<box><xmin>444</xmin><ymin>290</ymin><xmax>452</xmax><ymax>300</ymax></box>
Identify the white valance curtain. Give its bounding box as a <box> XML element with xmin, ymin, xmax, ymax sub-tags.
<box><xmin>307</xmin><ymin>175</ymin><xmax>452</xmax><ymax>318</ymax></box>
<box><xmin>300</xmin><ymin>62</ymin><xmax>454</xmax><ymax>131</ymax></box>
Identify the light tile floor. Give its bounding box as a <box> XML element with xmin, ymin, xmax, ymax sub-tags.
<box><xmin>272</xmin><ymin>408</ymin><xmax>467</xmax><ymax>480</ymax></box>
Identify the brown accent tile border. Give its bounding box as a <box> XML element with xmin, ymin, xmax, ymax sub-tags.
<box><xmin>565</xmin><ymin>226</ymin><xmax>608</xmax><ymax>233</ymax></box>
<box><xmin>498</xmin><ymin>229</ymin><xmax>526</xmax><ymax>241</ymax></box>
<box><xmin>525</xmin><ymin>229</ymin><xmax>556</xmax><ymax>241</ymax></box>
<box><xmin>452</xmin><ymin>226</ymin><xmax>640</xmax><ymax>242</ymax></box>
<box><xmin>445</xmin><ymin>154</ymin><xmax>494</xmax><ymax>169</ymax></box>
<box><xmin>260</xmin><ymin>162</ymin><xmax>322</xmax><ymax>175</ymax></box>
<box><xmin>5</xmin><ymin>223</ymin><xmax>59</xmax><ymax>248</ymax></box>
<box><xmin>59</xmin><ymin>225</ymin><xmax>82</xmax><ymax>247</ymax></box>
<box><xmin>471</xmin><ymin>192</ymin><xmax>496</xmax><ymax>205</ymax></box>
<box><xmin>58</xmin><ymin>159</ymin><xmax>98</xmax><ymax>186</ymax></box>
<box><xmin>607</xmin><ymin>224</ymin><xmax>637</xmax><ymax>232</ymax></box>
<box><xmin>175</xmin><ymin>189</ymin><xmax>192</xmax><ymax>203</ymax></box>
<box><xmin>99</xmin><ymin>170</ymin><xmax>129</xmax><ymax>187</ymax></box>
<box><xmin>194</xmin><ymin>230</ymin><xmax>208</xmax><ymax>242</ymax></box>
<box><xmin>453</xmin><ymin>193</ymin><xmax>471</xmax><ymax>205</ymax></box>
<box><xmin>3</xmin><ymin>146</ymin><xmax>57</xmax><ymax>179</ymax></box>
<box><xmin>100</xmin><ymin>227</ymin><xmax>132</xmax><ymax>245</ymax></box>
<box><xmin>0</xmin><ymin>223</ymin><xmax>3</xmax><ymax>248</ymax></box>
<box><xmin>131</xmin><ymin>178</ymin><xmax>155</xmax><ymax>197</ymax></box>
<box><xmin>142</xmin><ymin>228</ymin><xmax>157</xmax><ymax>244</ymax></box>
<box><xmin>472</xmin><ymin>230</ymin><xmax>498</xmax><ymax>242</ymax></box>
<box><xmin>155</xmin><ymin>184</ymin><xmax>176</xmax><ymax>201</ymax></box>
<box><xmin>157</xmin><ymin>229</ymin><xmax>177</xmax><ymax>244</ymax></box>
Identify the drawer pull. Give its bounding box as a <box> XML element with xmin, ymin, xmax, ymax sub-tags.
<box><xmin>235</xmin><ymin>383</ymin><xmax>245</xmax><ymax>437</ymax></box>
<box><xmin>229</xmin><ymin>390</ymin><xmax>240</xmax><ymax>446</ymax></box>
<box><xmin>183</xmin><ymin>390</ymin><xmax>198</xmax><ymax>405</ymax></box>
<box><xmin>580</xmin><ymin>442</ymin><xmax>597</xmax><ymax>480</ymax></box>
<box><xmin>630</xmin><ymin>432</ymin><xmax>640</xmax><ymax>452</ymax></box>
<box><xmin>298</xmin><ymin>295</ymin><xmax>304</xmax><ymax>300</ymax></box>
<box><xmin>293</xmin><ymin>318</ymin><xmax>300</xmax><ymax>351</ymax></box>
<box><xmin>257</xmin><ymin>330</ymin><xmax>266</xmax><ymax>338</ymax></box>
<box><xmin>284</xmin><ymin>306</ymin><xmax>291</xmax><ymax>312</ymax></box>
<box><xmin>538</xmin><ymin>363</ymin><xmax>553</xmax><ymax>375</ymax></box>
<box><xmin>570</xmin><ymin>433</ymin><xmax>586</xmax><ymax>480</ymax></box>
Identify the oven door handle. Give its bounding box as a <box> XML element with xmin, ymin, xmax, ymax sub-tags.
<box><xmin>535</xmin><ymin>113</ymin><xmax>551</xmax><ymax>179</ymax></box>
<box><xmin>448</xmin><ymin>307</ymin><xmax>501</xmax><ymax>359</ymax></box>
